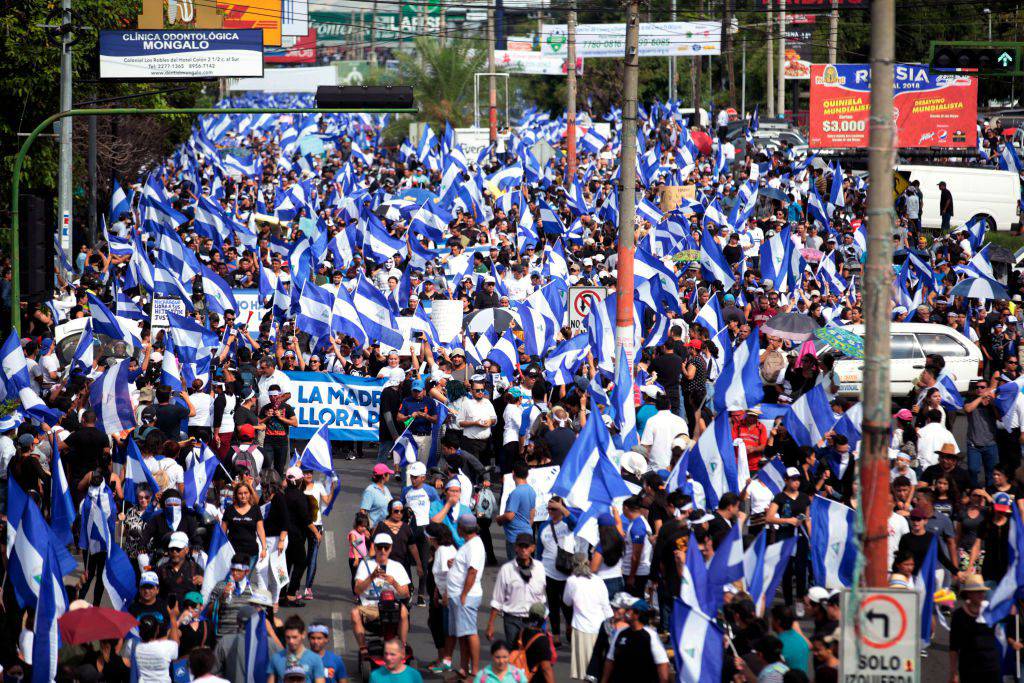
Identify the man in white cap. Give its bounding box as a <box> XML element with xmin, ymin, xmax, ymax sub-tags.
<box><xmin>403</xmin><ymin>461</ymin><xmax>439</xmax><ymax>605</ymax></box>
<box><xmin>156</xmin><ymin>531</ymin><xmax>203</xmax><ymax>608</ymax></box>
<box><xmin>351</xmin><ymin>532</ymin><xmax>411</xmax><ymax>653</ymax></box>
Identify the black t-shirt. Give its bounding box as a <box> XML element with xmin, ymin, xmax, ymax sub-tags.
<box><xmin>770</xmin><ymin>491</ymin><xmax>810</xmax><ymax>539</ymax></box>
<box><xmin>63</xmin><ymin>426</ymin><xmax>109</xmax><ymax>482</ymax></box>
<box><xmin>920</xmin><ymin>464</ymin><xmax>971</xmax><ymax>494</ymax></box>
<box><xmin>9</xmin><ymin>454</ymin><xmax>47</xmax><ymax>494</ymax></box>
<box><xmin>520</xmin><ymin>626</ymin><xmax>552</xmax><ymax>682</ymax></box>
<box><xmin>378</xmin><ymin>386</ymin><xmax>402</xmax><ymax>441</ymax></box>
<box><xmin>259</xmin><ymin>402</ymin><xmax>295</xmax><ymax>442</ymax></box>
<box><xmin>128</xmin><ymin>598</ymin><xmax>172</xmax><ymax>637</ymax></box>
<box><xmin>222</xmin><ymin>505</ymin><xmax>263</xmax><ymax>556</ymax></box>
<box><xmin>608</xmin><ymin>626</ymin><xmax>660</xmax><ymax>683</ymax></box>
<box><xmin>649</xmin><ymin>353</ymin><xmax>684</xmax><ymax>404</ymax></box>
<box><xmin>154</xmin><ymin>403</ymin><xmax>190</xmax><ymax>439</ymax></box>
<box><xmin>950</xmin><ymin>607</ymin><xmax>1001</xmax><ymax>681</ymax></box>
<box><xmin>543</xmin><ymin>428</ymin><xmax>576</xmax><ymax>466</ymax></box>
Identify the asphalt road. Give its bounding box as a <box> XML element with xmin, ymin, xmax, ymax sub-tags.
<box><xmin>286</xmin><ymin>447</ymin><xmax>955</xmax><ymax>682</ymax></box>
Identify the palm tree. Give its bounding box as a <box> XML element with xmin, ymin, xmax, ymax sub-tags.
<box><xmin>396</xmin><ymin>37</ymin><xmax>487</xmax><ymax>130</ymax></box>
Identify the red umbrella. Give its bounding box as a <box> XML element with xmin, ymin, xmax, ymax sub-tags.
<box><xmin>58</xmin><ymin>607</ymin><xmax>139</xmax><ymax>645</ymax></box>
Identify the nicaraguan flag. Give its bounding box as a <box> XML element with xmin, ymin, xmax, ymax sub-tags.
<box><xmin>755</xmin><ymin>457</ymin><xmax>788</xmax><ymax>497</ymax></box>
<box><xmin>183</xmin><ymin>443</ymin><xmax>220</xmax><ymax>510</ymax></box>
<box><xmin>103</xmin><ymin>541</ymin><xmax>138</xmax><ymax>611</ymax></box>
<box><xmin>743</xmin><ymin>533</ymin><xmax>796</xmax><ymax>615</ymax></box>
<box><xmin>549</xmin><ymin>412</ymin><xmax>631</xmax><ymax>511</ymax></box>
<box><xmin>999</xmin><ymin>142</ymin><xmax>1024</xmax><ymax>173</ymax></box>
<box><xmin>609</xmin><ymin>345</ymin><xmax>638</xmax><ymax>450</ymax></box>
<box><xmin>671</xmin><ymin>599</ymin><xmax>724</xmax><ymax>683</ymax></box>
<box><xmin>299</xmin><ymin>423</ymin><xmax>335</xmax><ymax>476</ymax></box>
<box><xmin>915</xmin><ymin>535</ymin><xmax>938</xmax><ymax>646</ymax></box>
<box><xmin>391</xmin><ymin>428</ymin><xmax>420</xmax><ymax>468</ymax></box>
<box><xmin>784</xmin><ymin>385</ymin><xmax>839</xmax><ymax>447</ymax></box>
<box><xmin>712</xmin><ymin>328</ymin><xmax>763</xmax><ymax>413</ymax></box>
<box><xmin>706</xmin><ymin>524</ymin><xmax>745</xmax><ymax>613</ymax></box>
<box><xmin>8</xmin><ymin>481</ymin><xmax>76</xmax><ymax>609</ymax></box>
<box><xmin>31</xmin><ymin>541</ymin><xmax>68</xmax><ymax>683</ymax></box>
<box><xmin>49</xmin><ymin>436</ymin><xmax>75</xmax><ymax>546</ymax></box>
<box><xmin>810</xmin><ymin>495</ymin><xmax>858</xmax><ymax>589</ymax></box>
<box><xmin>543</xmin><ymin>334</ymin><xmax>590</xmax><ymax>387</ymax></box>
<box><xmin>686</xmin><ymin>411</ymin><xmax>739</xmax><ymax>509</ymax></box>
<box><xmin>693</xmin><ymin>295</ymin><xmax>724</xmax><ymax>335</ymax></box>
<box><xmin>199</xmin><ymin>263</ymin><xmax>238</xmax><ymax>316</ymax></box>
<box><xmin>89</xmin><ymin>359</ymin><xmax>137</xmax><ymax>435</ymax></box>
<box><xmin>984</xmin><ymin>499</ymin><xmax>1024</xmax><ymax>625</ymax></box>
<box><xmin>699</xmin><ymin>227</ymin><xmax>735</xmax><ymax>289</ymax></box>
<box><xmin>201</xmin><ymin>523</ymin><xmax>236</xmax><ymax>601</ymax></box>
<box><xmin>243</xmin><ymin>610</ymin><xmax>270</xmax><ymax>683</ymax></box>
<box><xmin>122</xmin><ymin>437</ymin><xmax>159</xmax><ymax>505</ymax></box>
<box><xmin>297</xmin><ymin>280</ymin><xmax>334</xmax><ymax>342</ymax></box>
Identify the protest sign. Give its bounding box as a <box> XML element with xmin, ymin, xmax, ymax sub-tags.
<box><xmin>430</xmin><ymin>300</ymin><xmax>464</xmax><ymax>344</ymax></box>
<box><xmin>232</xmin><ymin>289</ymin><xmax>268</xmax><ymax>332</ymax></box>
<box><xmin>285</xmin><ymin>371</ymin><xmax>385</xmax><ymax>441</ymax></box>
<box><xmin>500</xmin><ymin>466</ymin><xmax>561</xmax><ymax>522</ymax></box>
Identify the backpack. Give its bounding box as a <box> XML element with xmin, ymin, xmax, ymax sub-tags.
<box><xmin>509</xmin><ymin>630</ymin><xmax>556</xmax><ymax>675</ymax></box>
<box><xmin>760</xmin><ymin>349</ymin><xmax>786</xmax><ymax>384</ymax></box>
<box><xmin>232</xmin><ymin>445</ymin><xmax>259</xmax><ymax>478</ymax></box>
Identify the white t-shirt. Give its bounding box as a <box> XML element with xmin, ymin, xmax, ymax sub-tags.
<box><xmin>457</xmin><ymin>399</ymin><xmax>497</xmax><ymax>441</ymax></box>
<box><xmin>503</xmin><ymin>403</ymin><xmax>523</xmax><ymax>446</ymax></box>
<box><xmin>404</xmin><ymin>485</ymin><xmax>435</xmax><ymax>527</ymax></box>
<box><xmin>134</xmin><ymin>639</ymin><xmax>179</xmax><ymax>682</ymax></box>
<box><xmin>354</xmin><ymin>558</ymin><xmax>412</xmax><ymax>606</ymax></box>
<box><xmin>446</xmin><ymin>535</ymin><xmax>486</xmax><ymax>599</ymax></box>
<box><xmin>564</xmin><ymin>574</ymin><xmax>614</xmax><ymax>634</ymax></box>
<box><xmin>640</xmin><ymin>410</ymin><xmax>690</xmax><ymax>470</ymax></box>
<box><xmin>433</xmin><ymin>545</ymin><xmax>458</xmax><ymax>599</ymax></box>
<box><xmin>257</xmin><ymin>370</ymin><xmax>295</xmax><ymax>409</ymax></box>
<box><xmin>539</xmin><ymin>519</ymin><xmax>574</xmax><ymax>581</ymax></box>
<box><xmin>623</xmin><ymin>514</ymin><xmax>653</xmax><ymax>576</ymax></box>
<box><xmin>39</xmin><ymin>353</ymin><xmax>60</xmax><ymax>389</ymax></box>
<box><xmin>376</xmin><ymin>365</ymin><xmax>406</xmax><ymax>388</ymax></box>
<box><xmin>190</xmin><ymin>393</ymin><xmax>213</xmax><ymax>428</ymax></box>
<box><xmin>888</xmin><ymin>512</ymin><xmax>910</xmax><ymax>568</ymax></box>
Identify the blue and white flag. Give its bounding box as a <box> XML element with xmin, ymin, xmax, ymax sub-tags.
<box><xmin>610</xmin><ymin>345</ymin><xmax>638</xmax><ymax>449</ymax></box>
<box><xmin>784</xmin><ymin>385</ymin><xmax>839</xmax><ymax>447</ymax></box>
<box><xmin>122</xmin><ymin>437</ymin><xmax>159</xmax><ymax>505</ymax></box>
<box><xmin>934</xmin><ymin>372</ymin><xmax>965</xmax><ymax>410</ymax></box>
<box><xmin>699</xmin><ymin>228</ymin><xmax>735</xmax><ymax>289</ymax></box>
<box><xmin>693</xmin><ymin>295</ymin><xmax>724</xmax><ymax>335</ymax></box>
<box><xmin>8</xmin><ymin>482</ymin><xmax>76</xmax><ymax>609</ymax></box>
<box><xmin>543</xmin><ymin>334</ymin><xmax>590</xmax><ymax>387</ymax></box>
<box><xmin>243</xmin><ymin>610</ymin><xmax>270</xmax><ymax>683</ymax></box>
<box><xmin>201</xmin><ymin>523</ymin><xmax>236</xmax><ymax>601</ymax></box>
<box><xmin>578</xmin><ymin>126</ymin><xmax>608</xmax><ymax>154</ymax></box>
<box><xmin>390</xmin><ymin>428</ymin><xmax>420</xmax><ymax>468</ymax></box>
<box><xmin>31</xmin><ymin>542</ymin><xmax>68</xmax><ymax>683</ymax></box>
<box><xmin>712</xmin><ymin>329</ymin><xmax>763</xmax><ymax>413</ymax></box>
<box><xmin>706</xmin><ymin>523</ymin><xmax>745</xmax><ymax>612</ymax></box>
<box><xmin>686</xmin><ymin>412</ymin><xmax>739</xmax><ymax>509</ymax></box>
<box><xmin>999</xmin><ymin>142</ymin><xmax>1024</xmax><ymax>173</ymax></box>
<box><xmin>671</xmin><ymin>599</ymin><xmax>724</xmax><ymax>683</ymax></box>
<box><xmin>103</xmin><ymin>542</ymin><xmax>138</xmax><ymax>611</ymax></box>
<box><xmin>743</xmin><ymin>533</ymin><xmax>796</xmax><ymax>615</ymax></box>
<box><xmin>296</xmin><ymin>280</ymin><xmax>335</xmax><ymax>342</ymax></box>
<box><xmin>549</xmin><ymin>413</ymin><xmax>631</xmax><ymax>511</ymax></box>
<box><xmin>199</xmin><ymin>263</ymin><xmax>239</xmax><ymax>316</ymax></box>
<box><xmin>298</xmin><ymin>423</ymin><xmax>336</xmax><ymax>477</ymax></box>
<box><xmin>810</xmin><ymin>495</ymin><xmax>858</xmax><ymax>589</ymax></box>
<box><xmin>755</xmin><ymin>457</ymin><xmax>788</xmax><ymax>497</ymax></box>
<box><xmin>915</xmin><ymin>535</ymin><xmax>938</xmax><ymax>646</ymax></box>
<box><xmin>108</xmin><ymin>182</ymin><xmax>133</xmax><ymax>223</ymax></box>
<box><xmin>183</xmin><ymin>443</ymin><xmax>220</xmax><ymax>510</ymax></box>
<box><xmin>87</xmin><ymin>294</ymin><xmax>142</xmax><ymax>349</ymax></box>
<box><xmin>89</xmin><ymin>359</ymin><xmax>137</xmax><ymax>435</ymax></box>
<box><xmin>984</xmin><ymin>499</ymin><xmax>1024</xmax><ymax>625</ymax></box>
<box><xmin>49</xmin><ymin>437</ymin><xmax>75</xmax><ymax>546</ymax></box>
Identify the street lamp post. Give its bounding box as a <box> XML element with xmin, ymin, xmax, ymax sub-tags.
<box><xmin>984</xmin><ymin>8</ymin><xmax>993</xmax><ymax>41</ymax></box>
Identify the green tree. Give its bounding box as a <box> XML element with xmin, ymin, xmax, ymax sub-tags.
<box><xmin>395</xmin><ymin>37</ymin><xmax>488</xmax><ymax>130</ymax></box>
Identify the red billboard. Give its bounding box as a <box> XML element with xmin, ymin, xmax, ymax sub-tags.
<box><xmin>265</xmin><ymin>29</ymin><xmax>317</xmax><ymax>64</ymax></box>
<box><xmin>809</xmin><ymin>63</ymin><xmax>978</xmax><ymax>149</ymax></box>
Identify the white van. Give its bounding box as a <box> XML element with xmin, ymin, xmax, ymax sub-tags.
<box><xmin>895</xmin><ymin>164</ymin><xmax>1019</xmax><ymax>232</ymax></box>
<box><xmin>817</xmin><ymin>322</ymin><xmax>982</xmax><ymax>399</ymax></box>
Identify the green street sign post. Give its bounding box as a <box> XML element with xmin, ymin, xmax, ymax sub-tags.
<box><xmin>929</xmin><ymin>41</ymin><xmax>1024</xmax><ymax>76</ymax></box>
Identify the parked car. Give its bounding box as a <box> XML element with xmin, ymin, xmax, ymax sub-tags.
<box><xmin>894</xmin><ymin>164</ymin><xmax>1020</xmax><ymax>232</ymax></box>
<box><xmin>817</xmin><ymin>322</ymin><xmax>982</xmax><ymax>399</ymax></box>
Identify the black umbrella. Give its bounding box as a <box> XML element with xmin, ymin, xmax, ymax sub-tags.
<box><xmin>463</xmin><ymin>307</ymin><xmax>519</xmax><ymax>335</ymax></box>
<box><xmin>762</xmin><ymin>311</ymin><xmax>818</xmax><ymax>342</ymax></box>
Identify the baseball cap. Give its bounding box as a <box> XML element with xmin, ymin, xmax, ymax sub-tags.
<box><xmin>450</xmin><ymin>348</ymin><xmax>466</xmax><ymax>357</ymax></box>
<box><xmin>457</xmin><ymin>513</ymin><xmax>479</xmax><ymax>530</ymax></box>
<box><xmin>17</xmin><ymin>434</ymin><xmax>34</xmax><ymax>449</ymax></box>
<box><xmin>411</xmin><ymin>379</ymin><xmax>426</xmax><ymax>391</ymax></box>
<box><xmin>168</xmin><ymin>531</ymin><xmax>189</xmax><ymax>549</ymax></box>
<box><xmin>139</xmin><ymin>571</ymin><xmax>159</xmax><ymax>587</ymax></box>
<box><xmin>182</xmin><ymin>591</ymin><xmax>204</xmax><ymax>607</ymax></box>
<box><xmin>514</xmin><ymin>532</ymin><xmax>535</xmax><ymax>547</ymax></box>
<box><xmin>630</xmin><ymin>599</ymin><xmax>652</xmax><ymax>613</ymax></box>
<box><xmin>686</xmin><ymin>339</ymin><xmax>703</xmax><ymax>350</ymax></box>
<box><xmin>285</xmin><ymin>466</ymin><xmax>303</xmax><ymax>480</ymax></box>
<box><xmin>373</xmin><ymin>533</ymin><xmax>394</xmax><ymax>546</ymax></box>
<box><xmin>284</xmin><ymin>665</ymin><xmax>307</xmax><ymax>680</ymax></box>
<box><xmin>373</xmin><ymin>463</ymin><xmax>395</xmax><ymax>476</ymax></box>
<box><xmin>237</xmin><ymin>424</ymin><xmax>256</xmax><ymax>440</ymax></box>
<box><xmin>909</xmin><ymin>506</ymin><xmax>929</xmax><ymax>520</ymax></box>
<box><xmin>807</xmin><ymin>586</ymin><xmax>832</xmax><ymax>605</ymax></box>
<box><xmin>994</xmin><ymin>492</ymin><xmax>1014</xmax><ymax>513</ymax></box>
<box><xmin>407</xmin><ymin>461</ymin><xmax>427</xmax><ymax>477</ymax></box>
<box><xmin>893</xmin><ymin>408</ymin><xmax>913</xmax><ymax>421</ymax></box>
<box><xmin>785</xmin><ymin>467</ymin><xmax>800</xmax><ymax>479</ymax></box>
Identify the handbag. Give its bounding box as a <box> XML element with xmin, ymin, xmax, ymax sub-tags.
<box><xmin>551</xmin><ymin>522</ymin><xmax>575</xmax><ymax>575</ymax></box>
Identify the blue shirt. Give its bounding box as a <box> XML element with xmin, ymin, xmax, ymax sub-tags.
<box><xmin>360</xmin><ymin>483</ymin><xmax>394</xmax><ymax>527</ymax></box>
<box><xmin>370</xmin><ymin>666</ymin><xmax>423</xmax><ymax>683</ymax></box>
<box><xmin>268</xmin><ymin>648</ymin><xmax>326</xmax><ymax>680</ymax></box>
<box><xmin>502</xmin><ymin>483</ymin><xmax>536</xmax><ymax>543</ymax></box>
<box><xmin>399</xmin><ymin>397</ymin><xmax>434</xmax><ymax>435</ymax></box>
<box><xmin>429</xmin><ymin>500</ymin><xmax>473</xmax><ymax>547</ymax></box>
<box><xmin>320</xmin><ymin>650</ymin><xmax>348</xmax><ymax>682</ymax></box>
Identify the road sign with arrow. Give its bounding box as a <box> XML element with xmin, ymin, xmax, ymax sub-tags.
<box><xmin>929</xmin><ymin>41</ymin><xmax>1024</xmax><ymax>76</ymax></box>
<box><xmin>839</xmin><ymin>589</ymin><xmax>920</xmax><ymax>681</ymax></box>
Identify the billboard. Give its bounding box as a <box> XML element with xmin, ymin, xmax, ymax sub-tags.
<box><xmin>99</xmin><ymin>29</ymin><xmax>264</xmax><ymax>79</ymax></box>
<box><xmin>808</xmin><ymin>63</ymin><xmax>978</xmax><ymax>149</ymax></box>
<box><xmin>311</xmin><ymin>3</ymin><xmax>454</xmax><ymax>47</ymax></box>
<box><xmin>281</xmin><ymin>0</ymin><xmax>309</xmax><ymax>37</ymax></box>
<box><xmin>540</xmin><ymin>21</ymin><xmax>722</xmax><ymax>58</ymax></box>
<box><xmin>218</xmin><ymin>0</ymin><xmax>282</xmax><ymax>46</ymax></box>
<box><xmin>264</xmin><ymin>28</ymin><xmax>316</xmax><ymax>63</ymax></box>
<box><xmin>138</xmin><ymin>0</ymin><xmax>226</xmax><ymax>30</ymax></box>
<box><xmin>494</xmin><ymin>50</ymin><xmax>583</xmax><ymax>76</ymax></box>
<box><xmin>783</xmin><ymin>17</ymin><xmax>814</xmax><ymax>80</ymax></box>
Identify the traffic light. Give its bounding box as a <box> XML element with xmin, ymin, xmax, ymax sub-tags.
<box><xmin>315</xmin><ymin>86</ymin><xmax>415</xmax><ymax>110</ymax></box>
<box><xmin>929</xmin><ymin>42</ymin><xmax>1022</xmax><ymax>76</ymax></box>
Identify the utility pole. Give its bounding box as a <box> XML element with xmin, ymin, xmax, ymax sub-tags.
<box><xmin>566</xmin><ymin>0</ymin><xmax>578</xmax><ymax>182</ymax></box>
<box><xmin>766</xmin><ymin>5</ymin><xmax>775</xmax><ymax>117</ymax></box>
<box><xmin>829</xmin><ymin>0</ymin><xmax>839</xmax><ymax>63</ymax></box>
<box><xmin>668</xmin><ymin>0</ymin><xmax>676</xmax><ymax>104</ymax></box>
<box><xmin>861</xmin><ymin>0</ymin><xmax>895</xmax><ymax>589</ymax></box>
<box><xmin>777</xmin><ymin>0</ymin><xmax>786</xmax><ymax>118</ymax></box>
<box><xmin>615</xmin><ymin>0</ymin><xmax>640</xmax><ymax>363</ymax></box>
<box><xmin>487</xmin><ymin>4</ymin><xmax>498</xmax><ymax>142</ymax></box>
<box><xmin>57</xmin><ymin>0</ymin><xmax>74</xmax><ymax>264</ymax></box>
<box><xmin>741</xmin><ymin>33</ymin><xmax>747</xmax><ymax>115</ymax></box>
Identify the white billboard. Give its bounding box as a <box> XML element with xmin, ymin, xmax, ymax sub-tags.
<box><xmin>494</xmin><ymin>50</ymin><xmax>583</xmax><ymax>76</ymax></box>
<box><xmin>99</xmin><ymin>30</ymin><xmax>264</xmax><ymax>79</ymax></box>
<box><xmin>540</xmin><ymin>21</ymin><xmax>722</xmax><ymax>58</ymax></box>
<box><xmin>228</xmin><ymin>65</ymin><xmax>338</xmax><ymax>93</ymax></box>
